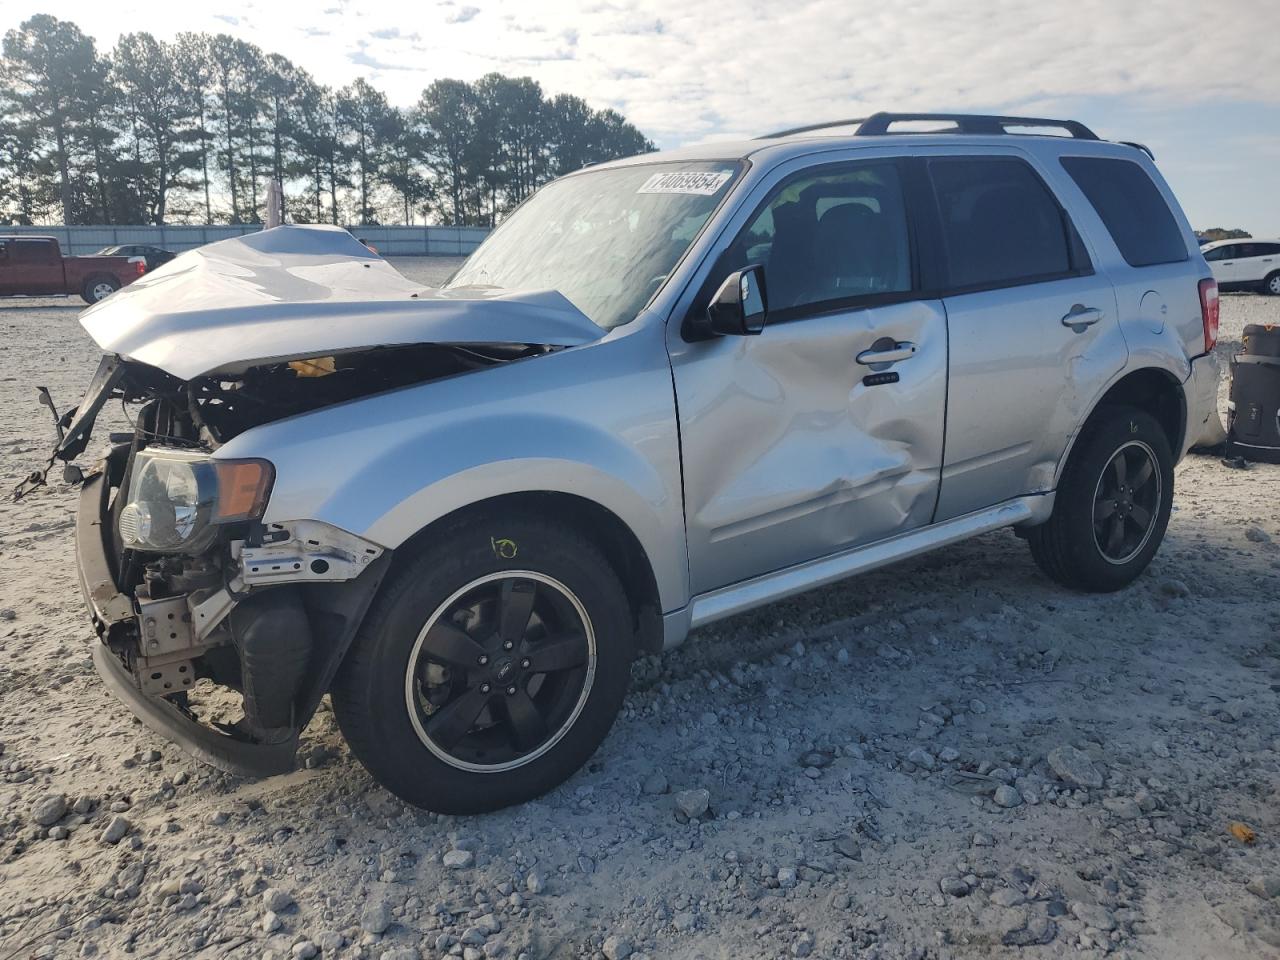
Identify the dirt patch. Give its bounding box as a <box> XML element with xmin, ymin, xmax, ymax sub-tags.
<box><xmin>0</xmin><ymin>276</ymin><xmax>1277</xmax><ymax>960</ymax></box>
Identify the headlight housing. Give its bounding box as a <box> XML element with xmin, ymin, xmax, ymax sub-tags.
<box><xmin>118</xmin><ymin>448</ymin><xmax>273</xmax><ymax>554</ymax></box>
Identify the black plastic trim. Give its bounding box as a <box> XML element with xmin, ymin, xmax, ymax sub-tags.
<box><xmin>77</xmin><ymin>468</ymin><xmax>393</xmax><ymax>780</ymax></box>
<box><xmin>76</xmin><ymin>472</ymin><xmax>135</xmax><ymax>631</ymax></box>
<box><xmin>92</xmin><ymin>641</ymin><xmax>298</xmax><ymax>778</ymax></box>
<box><xmin>858</xmin><ymin>113</ymin><xmax>1098</xmax><ymax>139</ymax></box>
<box><xmin>759</xmin><ymin>113</ymin><xmax>1100</xmax><ymax>141</ymax></box>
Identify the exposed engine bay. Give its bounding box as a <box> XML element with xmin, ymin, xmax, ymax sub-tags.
<box><xmin>50</xmin><ymin>340</ymin><xmax>545</xmax><ymax>772</ymax></box>
<box><xmin>13</xmin><ymin>225</ymin><xmax>608</xmax><ymax>775</ymax></box>
<box><xmin>116</xmin><ymin>340</ymin><xmax>540</xmax><ymax>448</ymax></box>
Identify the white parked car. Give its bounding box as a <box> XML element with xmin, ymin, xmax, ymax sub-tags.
<box><xmin>1201</xmin><ymin>238</ymin><xmax>1280</xmax><ymax>295</ymax></box>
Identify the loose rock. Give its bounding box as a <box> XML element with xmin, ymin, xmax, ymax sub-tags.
<box><xmin>1069</xmin><ymin>901</ymin><xmax>1116</xmax><ymax>931</ymax></box>
<box><xmin>641</xmin><ymin>770</ymin><xmax>669</xmax><ymax>795</ymax></box>
<box><xmin>443</xmin><ymin>848</ymin><xmax>475</xmax><ymax>869</ymax></box>
<box><xmin>1046</xmin><ymin>745</ymin><xmax>1104</xmax><ymax>789</ymax></box>
<box><xmin>361</xmin><ymin>900</ymin><xmax>393</xmax><ymax>935</ymax></box>
<box><xmin>675</xmin><ymin>788</ymin><xmax>710</xmax><ymax>819</ymax></box>
<box><xmin>907</xmin><ymin>748</ymin><xmax>935</xmax><ymax>770</ymax></box>
<box><xmin>262</xmin><ymin>887</ymin><xmax>294</xmax><ymax>913</ymax></box>
<box><xmin>31</xmin><ymin>794</ymin><xmax>67</xmax><ymax>827</ymax></box>
<box><xmin>993</xmin><ymin>784</ymin><xmax>1022</xmax><ymax>808</ymax></box>
<box><xmin>100</xmin><ymin>815</ymin><xmax>130</xmax><ymax>845</ymax></box>
<box><xmin>1247</xmin><ymin>876</ymin><xmax>1280</xmax><ymax>900</ymax></box>
<box><xmin>1002</xmin><ymin>917</ymin><xmax>1056</xmax><ymax>947</ymax></box>
<box><xmin>603</xmin><ymin>935</ymin><xmax>633</xmax><ymax>960</ymax></box>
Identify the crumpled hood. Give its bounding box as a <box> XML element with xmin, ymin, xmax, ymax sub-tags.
<box><xmin>79</xmin><ymin>224</ymin><xmax>603</xmax><ymax>380</ymax></box>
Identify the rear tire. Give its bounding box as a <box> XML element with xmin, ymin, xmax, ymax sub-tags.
<box><xmin>1027</xmin><ymin>406</ymin><xmax>1174</xmax><ymax>592</ymax></box>
<box><xmin>331</xmin><ymin>514</ymin><xmax>634</xmax><ymax>814</ymax></box>
<box><xmin>1264</xmin><ymin>271</ymin><xmax>1280</xmax><ymax>297</ymax></box>
<box><xmin>81</xmin><ymin>275</ymin><xmax>120</xmax><ymax>304</ymax></box>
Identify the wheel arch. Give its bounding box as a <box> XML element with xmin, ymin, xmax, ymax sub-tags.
<box><xmin>1057</xmin><ymin>366</ymin><xmax>1186</xmax><ymax>481</ymax></box>
<box><xmin>391</xmin><ymin>491</ymin><xmax>665</xmax><ymax>655</ymax></box>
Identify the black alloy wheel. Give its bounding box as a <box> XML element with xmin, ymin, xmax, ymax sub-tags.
<box><xmin>404</xmin><ymin>571</ymin><xmax>596</xmax><ymax>772</ymax></box>
<box><xmin>1091</xmin><ymin>440</ymin><xmax>1162</xmax><ymax>565</ymax></box>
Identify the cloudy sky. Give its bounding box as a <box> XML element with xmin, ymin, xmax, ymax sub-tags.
<box><xmin>10</xmin><ymin>0</ymin><xmax>1280</xmax><ymax>233</ymax></box>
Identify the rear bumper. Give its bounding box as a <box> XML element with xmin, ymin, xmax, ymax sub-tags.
<box><xmin>1184</xmin><ymin>351</ymin><xmax>1225</xmax><ymax>454</ymax></box>
<box><xmin>76</xmin><ymin>473</ymin><xmax>297</xmax><ymax>778</ymax></box>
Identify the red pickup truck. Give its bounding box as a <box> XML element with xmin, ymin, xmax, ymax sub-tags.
<box><xmin>0</xmin><ymin>236</ymin><xmax>147</xmax><ymax>304</ymax></box>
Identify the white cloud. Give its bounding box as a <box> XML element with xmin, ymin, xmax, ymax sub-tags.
<box><xmin>10</xmin><ymin>0</ymin><xmax>1278</xmax><ymax>147</ymax></box>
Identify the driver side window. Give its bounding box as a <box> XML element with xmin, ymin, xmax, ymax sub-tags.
<box><xmin>725</xmin><ymin>161</ymin><xmax>913</xmax><ymax>316</ymax></box>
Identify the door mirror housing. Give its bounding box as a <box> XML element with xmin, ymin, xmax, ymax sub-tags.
<box><xmin>706</xmin><ymin>265</ymin><xmax>768</xmax><ymax>337</ymax></box>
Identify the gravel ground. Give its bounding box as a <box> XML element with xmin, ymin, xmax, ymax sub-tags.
<box><xmin>0</xmin><ymin>262</ymin><xmax>1278</xmax><ymax>960</ymax></box>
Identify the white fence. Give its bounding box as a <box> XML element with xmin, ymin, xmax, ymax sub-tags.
<box><xmin>1</xmin><ymin>224</ymin><xmax>489</xmax><ymax>257</ymax></box>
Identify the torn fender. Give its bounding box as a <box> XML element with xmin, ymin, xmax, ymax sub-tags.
<box><xmin>79</xmin><ymin>224</ymin><xmax>603</xmax><ymax>380</ymax></box>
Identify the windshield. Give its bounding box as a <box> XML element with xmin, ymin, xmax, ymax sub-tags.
<box><xmin>446</xmin><ymin>161</ymin><xmax>741</xmax><ymax>329</ymax></box>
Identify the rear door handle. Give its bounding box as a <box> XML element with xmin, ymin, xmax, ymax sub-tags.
<box><xmin>1061</xmin><ymin>305</ymin><xmax>1103</xmax><ymax>329</ymax></box>
<box><xmin>856</xmin><ymin>341</ymin><xmax>916</xmax><ymax>365</ymax></box>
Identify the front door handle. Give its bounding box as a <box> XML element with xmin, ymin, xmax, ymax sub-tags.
<box><xmin>856</xmin><ymin>341</ymin><xmax>916</xmax><ymax>365</ymax></box>
<box><xmin>1061</xmin><ymin>305</ymin><xmax>1103</xmax><ymax>329</ymax></box>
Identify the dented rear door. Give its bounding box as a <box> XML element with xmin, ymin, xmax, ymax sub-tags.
<box><xmin>669</xmin><ymin>154</ymin><xmax>947</xmax><ymax>595</ymax></box>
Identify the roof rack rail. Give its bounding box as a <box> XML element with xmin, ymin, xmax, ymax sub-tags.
<box><xmin>758</xmin><ymin>117</ymin><xmax>866</xmax><ymax>139</ymax></box>
<box><xmin>759</xmin><ymin>112</ymin><xmax>1100</xmax><ymax>141</ymax></box>
<box><xmin>1118</xmin><ymin>140</ymin><xmax>1155</xmax><ymax>160</ymax></box>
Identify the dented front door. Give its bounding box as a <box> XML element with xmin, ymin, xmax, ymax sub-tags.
<box><xmin>672</xmin><ymin>299</ymin><xmax>947</xmax><ymax>594</ymax></box>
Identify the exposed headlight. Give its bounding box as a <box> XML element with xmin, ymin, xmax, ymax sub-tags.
<box><xmin>118</xmin><ymin>448</ymin><xmax>273</xmax><ymax>553</ymax></box>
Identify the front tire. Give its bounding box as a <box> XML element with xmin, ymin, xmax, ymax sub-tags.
<box><xmin>1264</xmin><ymin>271</ymin><xmax>1280</xmax><ymax>297</ymax></box>
<box><xmin>1027</xmin><ymin>407</ymin><xmax>1174</xmax><ymax>592</ymax></box>
<box><xmin>331</xmin><ymin>514</ymin><xmax>634</xmax><ymax>814</ymax></box>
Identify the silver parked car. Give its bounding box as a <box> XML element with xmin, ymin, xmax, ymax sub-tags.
<box><xmin>36</xmin><ymin>113</ymin><xmax>1221</xmax><ymax>814</ymax></box>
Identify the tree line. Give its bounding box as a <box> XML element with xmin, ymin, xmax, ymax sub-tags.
<box><xmin>1196</xmin><ymin>227</ymin><xmax>1251</xmax><ymax>242</ymax></box>
<box><xmin>0</xmin><ymin>15</ymin><xmax>655</xmax><ymax>228</ymax></box>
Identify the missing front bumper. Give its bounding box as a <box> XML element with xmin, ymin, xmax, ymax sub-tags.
<box><xmin>77</xmin><ymin>472</ymin><xmax>298</xmax><ymax>777</ymax></box>
<box><xmin>92</xmin><ymin>639</ymin><xmax>298</xmax><ymax>777</ymax></box>
<box><xmin>76</xmin><ymin>471</ymin><xmax>393</xmax><ymax>780</ymax></box>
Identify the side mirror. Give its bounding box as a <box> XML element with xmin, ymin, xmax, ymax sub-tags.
<box><xmin>707</xmin><ymin>265</ymin><xmax>768</xmax><ymax>337</ymax></box>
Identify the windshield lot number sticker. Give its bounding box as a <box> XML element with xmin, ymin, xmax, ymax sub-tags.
<box><xmin>638</xmin><ymin>170</ymin><xmax>732</xmax><ymax>195</ymax></box>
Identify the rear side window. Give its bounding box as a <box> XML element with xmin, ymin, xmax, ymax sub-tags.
<box><xmin>1236</xmin><ymin>242</ymin><xmax>1280</xmax><ymax>258</ymax></box>
<box><xmin>927</xmin><ymin>158</ymin><xmax>1078</xmax><ymax>290</ymax></box>
<box><xmin>13</xmin><ymin>240</ymin><xmax>54</xmax><ymax>264</ymax></box>
<box><xmin>1060</xmin><ymin>156</ymin><xmax>1188</xmax><ymax>267</ymax></box>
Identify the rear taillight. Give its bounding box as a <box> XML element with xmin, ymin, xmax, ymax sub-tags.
<box><xmin>1198</xmin><ymin>277</ymin><xmax>1218</xmax><ymax>353</ymax></box>
<box><xmin>135</xmin><ymin>260</ymin><xmax>147</xmax><ymax>276</ymax></box>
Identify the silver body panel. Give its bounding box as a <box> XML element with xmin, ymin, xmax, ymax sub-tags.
<box><xmin>80</xmin><ymin>225</ymin><xmax>602</xmax><ymax>379</ymax></box>
<box><xmin>671</xmin><ymin>296</ymin><xmax>947</xmax><ymax>593</ymax></box>
<box><xmin>77</xmin><ymin>133</ymin><xmax>1220</xmax><ymax>652</ymax></box>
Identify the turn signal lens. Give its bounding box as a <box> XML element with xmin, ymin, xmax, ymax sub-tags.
<box><xmin>213</xmin><ymin>460</ymin><xmax>274</xmax><ymax>522</ymax></box>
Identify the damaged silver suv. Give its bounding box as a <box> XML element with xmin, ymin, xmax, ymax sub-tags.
<box><xmin>34</xmin><ymin>113</ymin><xmax>1221</xmax><ymax>814</ymax></box>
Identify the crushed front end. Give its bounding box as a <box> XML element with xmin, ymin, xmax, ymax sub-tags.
<box><xmin>19</xmin><ymin>225</ymin><xmax>602</xmax><ymax>778</ymax></box>
<box><xmin>68</xmin><ymin>354</ymin><xmax>398</xmax><ymax>776</ymax></box>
